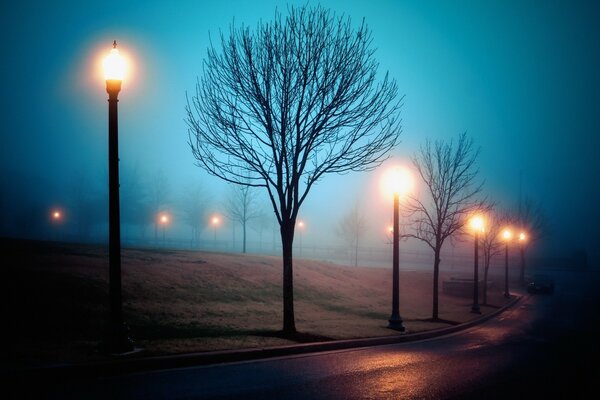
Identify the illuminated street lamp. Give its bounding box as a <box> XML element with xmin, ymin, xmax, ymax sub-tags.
<box><xmin>382</xmin><ymin>167</ymin><xmax>412</xmax><ymax>331</ymax></box>
<box><xmin>103</xmin><ymin>41</ymin><xmax>133</xmax><ymax>353</ymax></box>
<box><xmin>159</xmin><ymin>213</ymin><xmax>170</xmax><ymax>246</ymax></box>
<box><xmin>518</xmin><ymin>231</ymin><xmax>527</xmax><ymax>285</ymax></box>
<box><xmin>211</xmin><ymin>215</ymin><xmax>220</xmax><ymax>248</ymax></box>
<box><xmin>502</xmin><ymin>229</ymin><xmax>512</xmax><ymax>298</ymax></box>
<box><xmin>470</xmin><ymin>215</ymin><xmax>485</xmax><ymax>314</ymax></box>
<box><xmin>50</xmin><ymin>209</ymin><xmax>63</xmax><ymax>241</ymax></box>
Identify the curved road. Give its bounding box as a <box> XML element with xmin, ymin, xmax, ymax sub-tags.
<box><xmin>43</xmin><ymin>270</ymin><xmax>599</xmax><ymax>399</ymax></box>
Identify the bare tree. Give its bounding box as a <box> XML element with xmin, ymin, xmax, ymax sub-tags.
<box><xmin>516</xmin><ymin>197</ymin><xmax>548</xmax><ymax>284</ymax></box>
<box><xmin>224</xmin><ymin>185</ymin><xmax>261</xmax><ymax>253</ymax></box>
<box><xmin>186</xmin><ymin>5</ymin><xmax>401</xmax><ymax>333</ymax></box>
<box><xmin>407</xmin><ymin>133</ymin><xmax>486</xmax><ymax>320</ymax></box>
<box><xmin>180</xmin><ymin>182</ymin><xmax>207</xmax><ymax>248</ymax></box>
<box><xmin>480</xmin><ymin>209</ymin><xmax>511</xmax><ymax>304</ymax></box>
<box><xmin>336</xmin><ymin>201</ymin><xmax>368</xmax><ymax>267</ymax></box>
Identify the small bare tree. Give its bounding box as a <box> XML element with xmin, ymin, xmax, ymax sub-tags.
<box><xmin>186</xmin><ymin>5</ymin><xmax>401</xmax><ymax>333</ymax></box>
<box><xmin>516</xmin><ymin>197</ymin><xmax>548</xmax><ymax>284</ymax></box>
<box><xmin>407</xmin><ymin>133</ymin><xmax>486</xmax><ymax>320</ymax></box>
<box><xmin>336</xmin><ymin>201</ymin><xmax>368</xmax><ymax>267</ymax></box>
<box><xmin>180</xmin><ymin>182</ymin><xmax>207</xmax><ymax>248</ymax></box>
<box><xmin>224</xmin><ymin>185</ymin><xmax>261</xmax><ymax>253</ymax></box>
<box><xmin>480</xmin><ymin>209</ymin><xmax>512</xmax><ymax>304</ymax></box>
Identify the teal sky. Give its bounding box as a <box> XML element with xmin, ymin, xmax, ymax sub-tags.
<box><xmin>1</xmin><ymin>0</ymin><xmax>599</xmax><ymax>264</ymax></box>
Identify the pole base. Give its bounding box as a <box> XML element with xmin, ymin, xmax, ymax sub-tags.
<box><xmin>471</xmin><ymin>305</ymin><xmax>481</xmax><ymax>314</ymax></box>
<box><xmin>388</xmin><ymin>315</ymin><xmax>406</xmax><ymax>332</ymax></box>
<box><xmin>504</xmin><ymin>293</ymin><xmax>510</xmax><ymax>298</ymax></box>
<box><xmin>104</xmin><ymin>321</ymin><xmax>135</xmax><ymax>355</ymax></box>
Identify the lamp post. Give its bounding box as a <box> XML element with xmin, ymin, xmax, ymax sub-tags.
<box><xmin>519</xmin><ymin>232</ymin><xmax>527</xmax><ymax>285</ymax></box>
<box><xmin>159</xmin><ymin>213</ymin><xmax>169</xmax><ymax>246</ymax></box>
<box><xmin>51</xmin><ymin>209</ymin><xmax>63</xmax><ymax>241</ymax></box>
<box><xmin>470</xmin><ymin>215</ymin><xmax>484</xmax><ymax>314</ymax></box>
<box><xmin>104</xmin><ymin>40</ymin><xmax>133</xmax><ymax>353</ymax></box>
<box><xmin>382</xmin><ymin>167</ymin><xmax>411</xmax><ymax>331</ymax></box>
<box><xmin>297</xmin><ymin>220</ymin><xmax>305</xmax><ymax>257</ymax></box>
<box><xmin>212</xmin><ymin>216</ymin><xmax>220</xmax><ymax>248</ymax></box>
<box><xmin>502</xmin><ymin>229</ymin><xmax>512</xmax><ymax>298</ymax></box>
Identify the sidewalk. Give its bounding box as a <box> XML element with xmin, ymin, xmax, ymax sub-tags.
<box><xmin>3</xmin><ymin>295</ymin><xmax>521</xmax><ymax>382</ymax></box>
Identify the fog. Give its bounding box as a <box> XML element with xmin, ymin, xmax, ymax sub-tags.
<box><xmin>1</xmin><ymin>0</ymin><xmax>599</xmax><ymax>267</ymax></box>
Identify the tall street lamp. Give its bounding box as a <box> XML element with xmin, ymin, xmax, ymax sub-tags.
<box><xmin>502</xmin><ymin>229</ymin><xmax>512</xmax><ymax>298</ymax></box>
<box><xmin>382</xmin><ymin>167</ymin><xmax>412</xmax><ymax>331</ymax></box>
<box><xmin>470</xmin><ymin>215</ymin><xmax>485</xmax><ymax>314</ymax></box>
<box><xmin>103</xmin><ymin>40</ymin><xmax>134</xmax><ymax>353</ymax></box>
<box><xmin>518</xmin><ymin>232</ymin><xmax>527</xmax><ymax>285</ymax></box>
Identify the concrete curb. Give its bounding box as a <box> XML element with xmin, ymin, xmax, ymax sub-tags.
<box><xmin>3</xmin><ymin>295</ymin><xmax>522</xmax><ymax>381</ymax></box>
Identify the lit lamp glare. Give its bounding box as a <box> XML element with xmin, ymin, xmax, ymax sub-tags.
<box><xmin>502</xmin><ymin>229</ymin><xmax>512</xmax><ymax>241</ymax></box>
<box><xmin>519</xmin><ymin>232</ymin><xmax>526</xmax><ymax>242</ymax></box>
<box><xmin>383</xmin><ymin>166</ymin><xmax>413</xmax><ymax>198</ymax></box>
<box><xmin>470</xmin><ymin>215</ymin><xmax>485</xmax><ymax>233</ymax></box>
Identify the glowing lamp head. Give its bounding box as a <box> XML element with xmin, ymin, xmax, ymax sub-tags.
<box><xmin>470</xmin><ymin>215</ymin><xmax>485</xmax><ymax>233</ymax></box>
<box><xmin>104</xmin><ymin>41</ymin><xmax>125</xmax><ymax>93</ymax></box>
<box><xmin>502</xmin><ymin>229</ymin><xmax>512</xmax><ymax>241</ymax></box>
<box><xmin>212</xmin><ymin>216</ymin><xmax>220</xmax><ymax>226</ymax></box>
<box><xmin>382</xmin><ymin>166</ymin><xmax>413</xmax><ymax>198</ymax></box>
<box><xmin>297</xmin><ymin>220</ymin><xmax>305</xmax><ymax>229</ymax></box>
<box><xmin>519</xmin><ymin>232</ymin><xmax>527</xmax><ymax>242</ymax></box>
<box><xmin>160</xmin><ymin>214</ymin><xmax>169</xmax><ymax>224</ymax></box>
<box><xmin>52</xmin><ymin>210</ymin><xmax>61</xmax><ymax>220</ymax></box>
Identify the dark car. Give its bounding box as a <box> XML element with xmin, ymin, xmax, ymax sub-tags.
<box><xmin>527</xmin><ymin>274</ymin><xmax>555</xmax><ymax>294</ymax></box>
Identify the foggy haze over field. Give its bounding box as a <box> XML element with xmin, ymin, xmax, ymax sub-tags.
<box><xmin>1</xmin><ymin>0</ymin><xmax>599</xmax><ymax>267</ymax></box>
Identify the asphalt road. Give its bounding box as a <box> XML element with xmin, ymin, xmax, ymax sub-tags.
<box><xmin>19</xmin><ymin>269</ymin><xmax>600</xmax><ymax>399</ymax></box>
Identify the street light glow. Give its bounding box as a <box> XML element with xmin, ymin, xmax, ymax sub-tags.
<box><xmin>381</xmin><ymin>166</ymin><xmax>413</xmax><ymax>198</ymax></box>
<box><xmin>502</xmin><ymin>229</ymin><xmax>512</xmax><ymax>241</ymax></box>
<box><xmin>159</xmin><ymin>214</ymin><xmax>169</xmax><ymax>225</ymax></box>
<box><xmin>519</xmin><ymin>232</ymin><xmax>527</xmax><ymax>242</ymax></box>
<box><xmin>297</xmin><ymin>220</ymin><xmax>305</xmax><ymax>229</ymax></box>
<box><xmin>470</xmin><ymin>215</ymin><xmax>485</xmax><ymax>233</ymax></box>
<box><xmin>212</xmin><ymin>216</ymin><xmax>220</xmax><ymax>226</ymax></box>
<box><xmin>52</xmin><ymin>210</ymin><xmax>61</xmax><ymax>220</ymax></box>
<box><xmin>103</xmin><ymin>41</ymin><xmax>126</xmax><ymax>81</ymax></box>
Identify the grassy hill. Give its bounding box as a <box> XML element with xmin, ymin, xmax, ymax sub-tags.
<box><xmin>1</xmin><ymin>238</ymin><xmax>510</xmax><ymax>367</ymax></box>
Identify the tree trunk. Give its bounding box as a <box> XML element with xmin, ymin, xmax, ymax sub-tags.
<box><xmin>280</xmin><ymin>220</ymin><xmax>296</xmax><ymax>334</ymax></box>
<box><xmin>432</xmin><ymin>249</ymin><xmax>441</xmax><ymax>320</ymax></box>
<box><xmin>483</xmin><ymin>258</ymin><xmax>490</xmax><ymax>305</ymax></box>
<box><xmin>242</xmin><ymin>220</ymin><xmax>247</xmax><ymax>254</ymax></box>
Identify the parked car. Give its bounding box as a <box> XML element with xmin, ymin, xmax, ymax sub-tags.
<box><xmin>527</xmin><ymin>274</ymin><xmax>555</xmax><ymax>294</ymax></box>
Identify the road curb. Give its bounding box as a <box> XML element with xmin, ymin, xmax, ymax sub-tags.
<box><xmin>3</xmin><ymin>295</ymin><xmax>522</xmax><ymax>381</ymax></box>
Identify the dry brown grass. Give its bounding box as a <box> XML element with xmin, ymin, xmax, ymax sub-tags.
<box><xmin>2</xmin><ymin>239</ymin><xmax>511</xmax><ymax>366</ymax></box>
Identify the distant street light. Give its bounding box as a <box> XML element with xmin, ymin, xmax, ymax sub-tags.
<box><xmin>382</xmin><ymin>166</ymin><xmax>412</xmax><ymax>331</ymax></box>
<box><xmin>159</xmin><ymin>213</ymin><xmax>170</xmax><ymax>246</ymax></box>
<box><xmin>470</xmin><ymin>215</ymin><xmax>485</xmax><ymax>314</ymax></box>
<box><xmin>103</xmin><ymin>40</ymin><xmax>134</xmax><ymax>353</ymax></box>
<box><xmin>518</xmin><ymin>232</ymin><xmax>527</xmax><ymax>285</ymax></box>
<box><xmin>211</xmin><ymin>215</ymin><xmax>220</xmax><ymax>248</ymax></box>
<box><xmin>50</xmin><ymin>209</ymin><xmax>63</xmax><ymax>241</ymax></box>
<box><xmin>296</xmin><ymin>219</ymin><xmax>305</xmax><ymax>257</ymax></box>
<box><xmin>502</xmin><ymin>229</ymin><xmax>512</xmax><ymax>298</ymax></box>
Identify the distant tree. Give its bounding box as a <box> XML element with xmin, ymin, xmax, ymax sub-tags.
<box><xmin>186</xmin><ymin>5</ymin><xmax>401</xmax><ymax>333</ymax></box>
<box><xmin>515</xmin><ymin>197</ymin><xmax>548</xmax><ymax>284</ymax></box>
<box><xmin>407</xmin><ymin>133</ymin><xmax>487</xmax><ymax>320</ymax></box>
<box><xmin>180</xmin><ymin>182</ymin><xmax>207</xmax><ymax>247</ymax></box>
<box><xmin>480</xmin><ymin>208</ymin><xmax>511</xmax><ymax>304</ymax></box>
<box><xmin>336</xmin><ymin>201</ymin><xmax>368</xmax><ymax>267</ymax></box>
<box><xmin>251</xmin><ymin>210</ymin><xmax>273</xmax><ymax>252</ymax></box>
<box><xmin>224</xmin><ymin>184</ymin><xmax>261</xmax><ymax>253</ymax></box>
<box><xmin>120</xmin><ymin>162</ymin><xmax>150</xmax><ymax>241</ymax></box>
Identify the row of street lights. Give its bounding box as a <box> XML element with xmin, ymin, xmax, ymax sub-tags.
<box><xmin>470</xmin><ymin>218</ymin><xmax>527</xmax><ymax>314</ymax></box>
<box><xmin>100</xmin><ymin>41</ymin><xmax>530</xmax><ymax>351</ymax></box>
<box><xmin>382</xmin><ymin>167</ymin><xmax>530</xmax><ymax>329</ymax></box>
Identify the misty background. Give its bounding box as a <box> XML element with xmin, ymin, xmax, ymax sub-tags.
<box><xmin>1</xmin><ymin>0</ymin><xmax>598</xmax><ymax>268</ymax></box>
